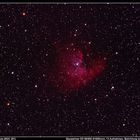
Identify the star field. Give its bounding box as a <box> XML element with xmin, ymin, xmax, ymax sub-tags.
<box><xmin>0</xmin><ymin>4</ymin><xmax>140</xmax><ymax>136</ymax></box>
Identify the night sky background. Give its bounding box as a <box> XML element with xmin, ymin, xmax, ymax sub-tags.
<box><xmin>0</xmin><ymin>3</ymin><xmax>140</xmax><ymax>136</ymax></box>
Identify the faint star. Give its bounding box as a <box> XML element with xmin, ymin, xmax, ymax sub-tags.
<box><xmin>94</xmin><ymin>98</ymin><xmax>97</xmax><ymax>101</ymax></box>
<box><xmin>75</xmin><ymin>62</ymin><xmax>80</xmax><ymax>66</ymax></box>
<box><xmin>35</xmin><ymin>84</ymin><xmax>38</xmax><ymax>88</ymax></box>
<box><xmin>122</xmin><ymin>123</ymin><xmax>126</xmax><ymax>126</ymax></box>
<box><xmin>74</xmin><ymin>33</ymin><xmax>77</xmax><ymax>37</ymax></box>
<box><xmin>88</xmin><ymin>41</ymin><xmax>92</xmax><ymax>45</ymax></box>
<box><xmin>111</xmin><ymin>86</ymin><xmax>115</xmax><ymax>90</ymax></box>
<box><xmin>22</xmin><ymin>12</ymin><xmax>26</xmax><ymax>16</ymax></box>
<box><xmin>7</xmin><ymin>123</ymin><xmax>10</xmax><ymax>126</ymax></box>
<box><xmin>6</xmin><ymin>102</ymin><xmax>11</xmax><ymax>107</ymax></box>
<box><xmin>11</xmin><ymin>71</ymin><xmax>14</xmax><ymax>75</ymax></box>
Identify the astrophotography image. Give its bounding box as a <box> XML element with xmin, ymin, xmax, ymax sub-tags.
<box><xmin>0</xmin><ymin>3</ymin><xmax>140</xmax><ymax>136</ymax></box>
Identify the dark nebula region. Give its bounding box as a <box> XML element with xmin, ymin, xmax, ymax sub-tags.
<box><xmin>0</xmin><ymin>4</ymin><xmax>140</xmax><ymax>136</ymax></box>
<box><xmin>47</xmin><ymin>40</ymin><xmax>107</xmax><ymax>93</ymax></box>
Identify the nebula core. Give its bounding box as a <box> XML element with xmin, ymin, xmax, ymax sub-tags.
<box><xmin>47</xmin><ymin>40</ymin><xmax>107</xmax><ymax>93</ymax></box>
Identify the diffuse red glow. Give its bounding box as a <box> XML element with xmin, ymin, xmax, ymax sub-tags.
<box><xmin>47</xmin><ymin>40</ymin><xmax>107</xmax><ymax>93</ymax></box>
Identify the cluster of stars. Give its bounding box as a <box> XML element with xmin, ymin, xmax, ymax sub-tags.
<box><xmin>0</xmin><ymin>3</ymin><xmax>139</xmax><ymax>136</ymax></box>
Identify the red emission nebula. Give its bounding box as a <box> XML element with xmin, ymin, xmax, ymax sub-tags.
<box><xmin>47</xmin><ymin>40</ymin><xmax>107</xmax><ymax>93</ymax></box>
